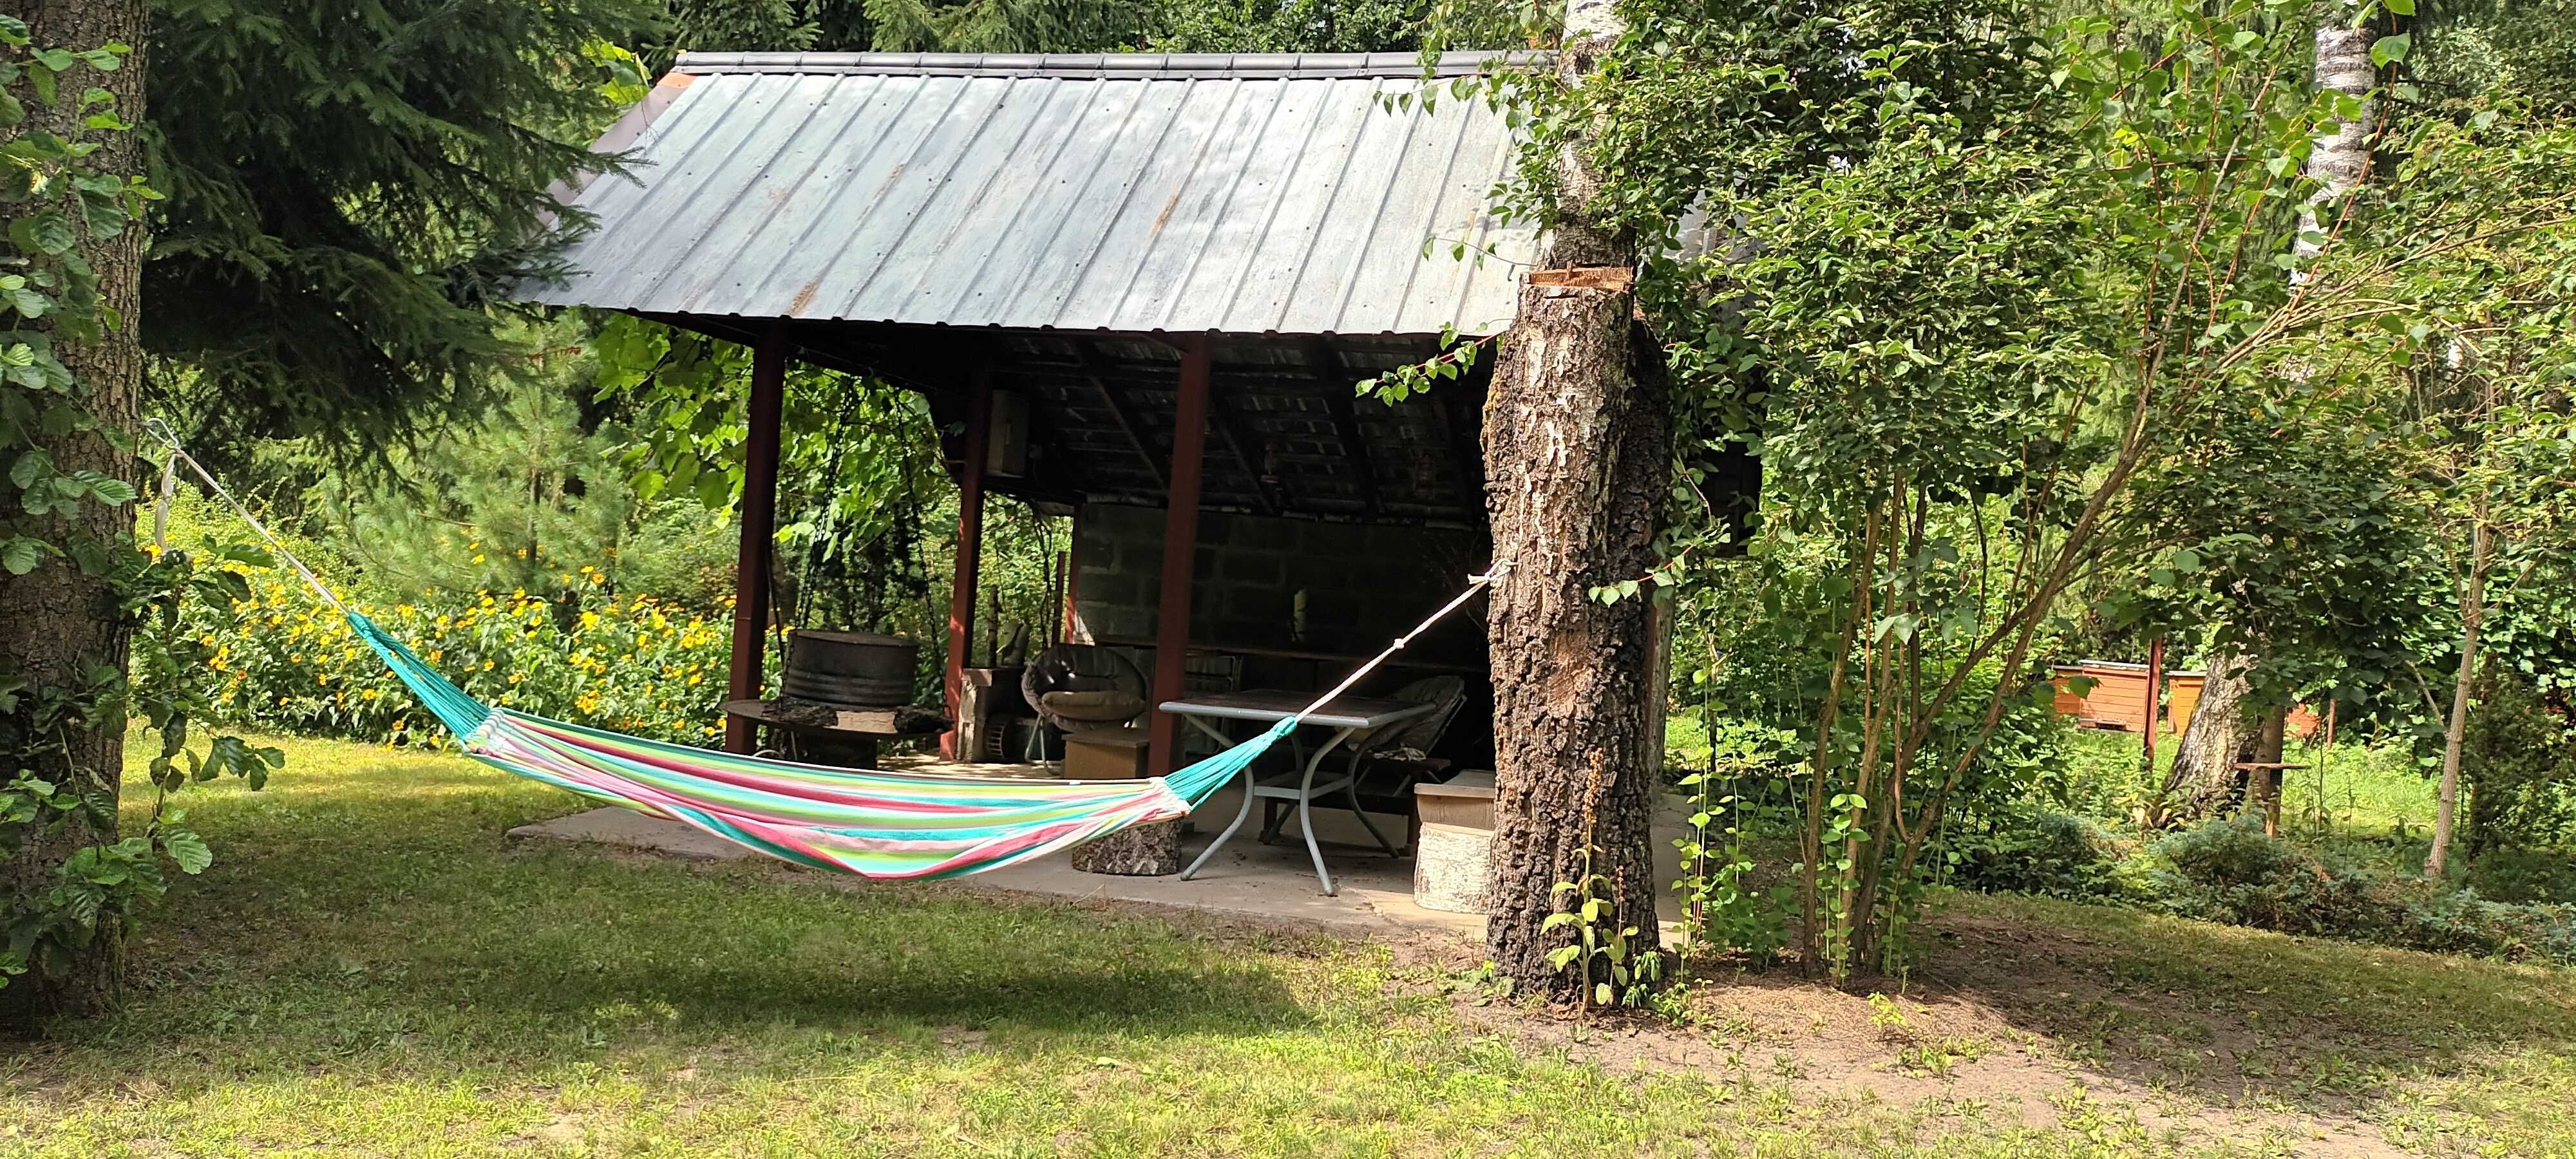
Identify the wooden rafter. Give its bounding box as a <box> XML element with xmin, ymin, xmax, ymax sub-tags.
<box><xmin>1305</xmin><ymin>340</ymin><xmax>1381</xmax><ymax>518</ymax></box>
<box><xmin>1074</xmin><ymin>343</ymin><xmax>1168</xmax><ymax>495</ymax></box>
<box><xmin>1209</xmin><ymin>395</ymin><xmax>1283</xmax><ymax>518</ymax></box>
<box><xmin>1126</xmin><ymin>337</ymin><xmax>1278</xmax><ymax>516</ymax></box>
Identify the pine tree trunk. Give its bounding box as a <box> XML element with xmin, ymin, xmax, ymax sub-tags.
<box><xmin>2427</xmin><ymin>517</ymin><xmax>2490</xmax><ymax>880</ymax></box>
<box><xmin>2160</xmin><ymin>648</ymin><xmax>2253</xmax><ymax>824</ymax></box>
<box><xmin>0</xmin><ymin>0</ymin><xmax>150</xmax><ymax>1028</ymax></box>
<box><xmin>1481</xmin><ymin>278</ymin><xmax>1670</xmax><ymax>1003</ymax></box>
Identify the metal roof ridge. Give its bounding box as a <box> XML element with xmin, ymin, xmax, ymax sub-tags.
<box><xmin>668</xmin><ymin>50</ymin><xmax>1542</xmax><ymax>80</ymax></box>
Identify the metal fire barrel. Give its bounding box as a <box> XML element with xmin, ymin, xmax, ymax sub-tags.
<box><xmin>780</xmin><ymin>630</ymin><xmax>918</xmax><ymax>708</ymax></box>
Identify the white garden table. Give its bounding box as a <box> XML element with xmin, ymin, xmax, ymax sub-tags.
<box><xmin>1160</xmin><ymin>689</ymin><xmax>1437</xmax><ymax>896</ymax></box>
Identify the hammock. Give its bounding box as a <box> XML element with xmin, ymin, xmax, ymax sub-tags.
<box><xmin>147</xmin><ymin>422</ymin><xmax>1503</xmax><ymax>880</ymax></box>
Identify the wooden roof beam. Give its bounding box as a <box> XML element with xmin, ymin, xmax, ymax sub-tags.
<box><xmin>1210</xmin><ymin>397</ymin><xmax>1283</xmax><ymax>518</ymax></box>
<box><xmin>1074</xmin><ymin>343</ymin><xmax>1168</xmax><ymax>496</ymax></box>
<box><xmin>1305</xmin><ymin>340</ymin><xmax>1381</xmax><ymax>519</ymax></box>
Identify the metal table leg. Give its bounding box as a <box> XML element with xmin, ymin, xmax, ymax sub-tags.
<box><xmin>1260</xmin><ymin>730</ymin><xmax>1311</xmax><ymax>842</ymax></box>
<box><xmin>1179</xmin><ymin>760</ymin><xmax>1256</xmax><ymax>882</ymax></box>
<box><xmin>1166</xmin><ymin>713</ymin><xmax>1375</xmax><ymax>896</ymax></box>
<box><xmin>1294</xmin><ymin>727</ymin><xmax>1359</xmax><ymax>895</ymax></box>
<box><xmin>1339</xmin><ymin>746</ymin><xmax>1401</xmax><ymax>856</ymax></box>
<box><xmin>1179</xmin><ymin>715</ymin><xmax>1253</xmax><ymax>882</ymax></box>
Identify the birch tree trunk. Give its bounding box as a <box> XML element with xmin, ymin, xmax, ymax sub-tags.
<box><xmin>2427</xmin><ymin>516</ymin><xmax>2490</xmax><ymax>880</ymax></box>
<box><xmin>1482</xmin><ymin>0</ymin><xmax>1673</xmax><ymax>1003</ymax></box>
<box><xmin>0</xmin><ymin>0</ymin><xmax>150</xmax><ymax>1027</ymax></box>
<box><xmin>2296</xmin><ymin>23</ymin><xmax>2378</xmax><ymax>261</ymax></box>
<box><xmin>2159</xmin><ymin>21</ymin><xmax>2378</xmax><ymax>831</ymax></box>
<box><xmin>2159</xmin><ymin>648</ymin><xmax>2253</xmax><ymax>823</ymax></box>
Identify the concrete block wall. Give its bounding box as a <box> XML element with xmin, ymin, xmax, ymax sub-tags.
<box><xmin>1070</xmin><ymin>502</ymin><xmax>1491</xmax><ymax>672</ymax></box>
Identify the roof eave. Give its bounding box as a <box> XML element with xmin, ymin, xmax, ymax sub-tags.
<box><xmin>668</xmin><ymin>50</ymin><xmax>1544</xmax><ymax>80</ymax></box>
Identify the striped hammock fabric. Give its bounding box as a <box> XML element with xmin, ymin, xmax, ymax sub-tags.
<box><xmin>348</xmin><ymin>613</ymin><xmax>1288</xmax><ymax>880</ymax></box>
<box><xmin>148</xmin><ymin>419</ymin><xmax>1497</xmax><ymax>883</ymax></box>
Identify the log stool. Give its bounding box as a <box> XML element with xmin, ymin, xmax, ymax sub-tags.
<box><xmin>1070</xmin><ymin>819</ymin><xmax>1182</xmax><ymax>876</ymax></box>
<box><xmin>1066</xmin><ymin>728</ymin><xmax>1179</xmax><ymax>875</ymax></box>
<box><xmin>1411</xmin><ymin>772</ymin><xmax>1496</xmax><ymax>914</ymax></box>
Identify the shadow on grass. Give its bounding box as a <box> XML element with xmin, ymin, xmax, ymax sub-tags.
<box><xmin>404</xmin><ymin>873</ymin><xmax>1326</xmax><ymax>1039</ymax></box>
<box><xmin>1876</xmin><ymin>890</ymin><xmax>2576</xmax><ymax>1118</ymax></box>
<box><xmin>17</xmin><ymin>734</ymin><xmax>1340</xmax><ymax>1089</ymax></box>
<box><xmin>61</xmin><ymin>819</ymin><xmax>1326</xmax><ymax>1084</ymax></box>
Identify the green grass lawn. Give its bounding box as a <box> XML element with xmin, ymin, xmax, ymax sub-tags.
<box><xmin>2057</xmin><ymin>728</ymin><xmax>2440</xmax><ymax>836</ymax></box>
<box><xmin>1</xmin><ymin>734</ymin><xmax>2570</xmax><ymax>1156</ymax></box>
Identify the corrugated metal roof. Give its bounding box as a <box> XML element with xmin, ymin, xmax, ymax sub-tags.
<box><xmin>520</xmin><ymin>52</ymin><xmax>1539</xmax><ymax>337</ymax></box>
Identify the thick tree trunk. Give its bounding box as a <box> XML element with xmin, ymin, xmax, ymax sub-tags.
<box><xmin>1482</xmin><ymin>281</ymin><xmax>1670</xmax><ymax>1003</ymax></box>
<box><xmin>1477</xmin><ymin>0</ymin><xmax>1670</xmax><ymax>1004</ymax></box>
<box><xmin>0</xmin><ymin>0</ymin><xmax>150</xmax><ymax>1028</ymax></box>
<box><xmin>2159</xmin><ymin>648</ymin><xmax>2253</xmax><ymax>824</ymax></box>
<box><xmin>2427</xmin><ymin>518</ymin><xmax>2490</xmax><ymax>880</ymax></box>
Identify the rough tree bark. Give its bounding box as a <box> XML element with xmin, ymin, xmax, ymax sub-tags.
<box><xmin>1482</xmin><ymin>283</ymin><xmax>1671</xmax><ymax>1003</ymax></box>
<box><xmin>2427</xmin><ymin>515</ymin><xmax>2490</xmax><ymax>880</ymax></box>
<box><xmin>0</xmin><ymin>0</ymin><xmax>150</xmax><ymax>1028</ymax></box>
<box><xmin>1481</xmin><ymin>0</ymin><xmax>1672</xmax><ymax>1003</ymax></box>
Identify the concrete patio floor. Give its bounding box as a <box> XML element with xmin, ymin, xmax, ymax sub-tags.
<box><xmin>507</xmin><ymin>804</ymin><xmax>1488</xmax><ymax>940</ymax></box>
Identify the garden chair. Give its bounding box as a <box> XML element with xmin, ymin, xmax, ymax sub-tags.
<box><xmin>1020</xmin><ymin>643</ymin><xmax>1148</xmax><ymax>761</ymax></box>
<box><xmin>1259</xmin><ymin>674</ymin><xmax>1466</xmax><ymax>855</ymax></box>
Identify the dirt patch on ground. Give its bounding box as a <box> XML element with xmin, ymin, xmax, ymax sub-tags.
<box><xmin>1399</xmin><ymin>917</ymin><xmax>2409</xmax><ymax>1158</ymax></box>
<box><xmin>1443</xmin><ymin>976</ymin><xmax>2403</xmax><ymax>1157</ymax></box>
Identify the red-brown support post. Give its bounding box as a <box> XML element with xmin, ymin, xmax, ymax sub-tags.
<box><xmin>1063</xmin><ymin>511</ymin><xmax>1084</xmax><ymax>642</ymax></box>
<box><xmin>726</xmin><ymin>321</ymin><xmax>790</xmax><ymax>754</ymax></box>
<box><xmin>1148</xmin><ymin>338</ymin><xmax>1215</xmax><ymax>777</ymax></box>
<box><xmin>942</xmin><ymin>366</ymin><xmax>997</xmax><ymax>759</ymax></box>
<box><xmin>2143</xmin><ymin>636</ymin><xmax>2167</xmax><ymax>768</ymax></box>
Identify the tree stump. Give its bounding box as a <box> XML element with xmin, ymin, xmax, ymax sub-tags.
<box><xmin>1071</xmin><ymin>820</ymin><xmax>1181</xmax><ymax>876</ymax></box>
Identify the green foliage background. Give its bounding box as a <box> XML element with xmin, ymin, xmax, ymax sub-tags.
<box><xmin>105</xmin><ymin>0</ymin><xmax>2576</xmax><ymax>992</ymax></box>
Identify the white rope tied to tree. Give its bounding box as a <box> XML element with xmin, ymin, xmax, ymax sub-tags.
<box><xmin>142</xmin><ymin>418</ymin><xmax>349</xmax><ymax>616</ymax></box>
<box><xmin>1285</xmin><ymin>558</ymin><xmax>1511</xmax><ymax>724</ymax></box>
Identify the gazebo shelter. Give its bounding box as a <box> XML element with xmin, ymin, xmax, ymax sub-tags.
<box><xmin>522</xmin><ymin>50</ymin><xmax>1539</xmax><ymax>778</ymax></box>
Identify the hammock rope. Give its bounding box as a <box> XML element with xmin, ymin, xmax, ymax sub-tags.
<box><xmin>144</xmin><ymin>420</ymin><xmax>1506</xmax><ymax>880</ymax></box>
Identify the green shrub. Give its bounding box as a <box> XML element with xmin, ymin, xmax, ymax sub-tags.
<box><xmin>189</xmin><ymin>569</ymin><xmax>754</xmax><ymax>748</ymax></box>
<box><xmin>1669</xmin><ymin>716</ymin><xmax>1803</xmax><ymax>957</ymax></box>
<box><xmin>1944</xmin><ymin>811</ymin><xmax>2128</xmax><ymax>902</ymax></box>
<box><xmin>2393</xmin><ymin>890</ymin><xmax>2576</xmax><ymax>965</ymax></box>
<box><xmin>2054</xmin><ymin>731</ymin><xmax>2159</xmax><ymax>821</ymax></box>
<box><xmin>2146</xmin><ymin>816</ymin><xmax>2576</xmax><ymax>964</ymax></box>
<box><xmin>2464</xmin><ymin>847</ymin><xmax>2576</xmax><ymax>905</ymax></box>
<box><xmin>2146</xmin><ymin>817</ymin><xmax>2381</xmax><ymax>934</ymax></box>
<box><xmin>2463</xmin><ymin>672</ymin><xmax>2576</xmax><ymax>857</ymax></box>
